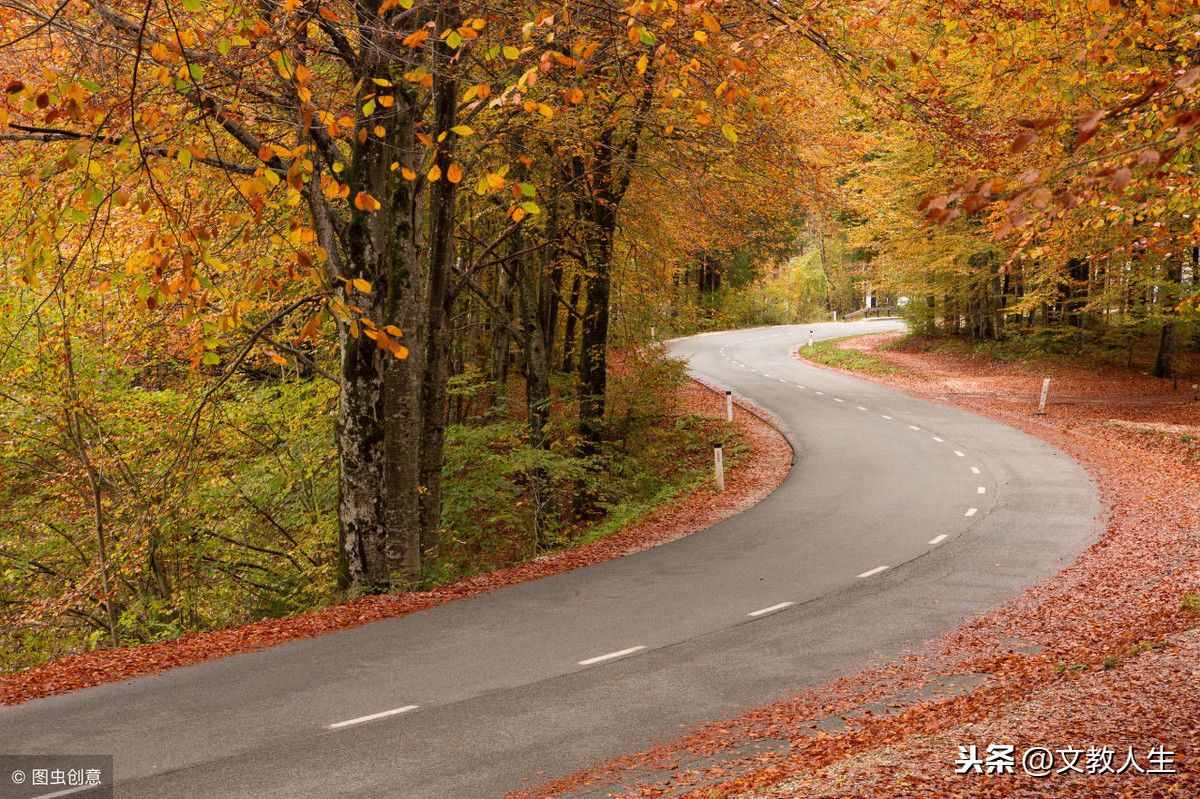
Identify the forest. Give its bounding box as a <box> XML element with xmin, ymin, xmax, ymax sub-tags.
<box><xmin>0</xmin><ymin>0</ymin><xmax>1197</xmax><ymax>674</ymax></box>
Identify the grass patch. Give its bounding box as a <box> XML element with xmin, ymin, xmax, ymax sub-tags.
<box><xmin>798</xmin><ymin>336</ymin><xmax>902</xmax><ymax>375</ymax></box>
<box><xmin>1182</xmin><ymin>593</ymin><xmax>1200</xmax><ymax>614</ymax></box>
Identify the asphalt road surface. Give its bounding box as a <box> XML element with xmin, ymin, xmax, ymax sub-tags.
<box><xmin>0</xmin><ymin>320</ymin><xmax>1099</xmax><ymax>799</ymax></box>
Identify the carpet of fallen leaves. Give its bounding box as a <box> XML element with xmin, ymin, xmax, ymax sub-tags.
<box><xmin>512</xmin><ymin>333</ymin><xmax>1200</xmax><ymax>799</ymax></box>
<box><xmin>0</xmin><ymin>380</ymin><xmax>791</xmax><ymax>706</ymax></box>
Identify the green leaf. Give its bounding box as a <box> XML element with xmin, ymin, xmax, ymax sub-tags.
<box><xmin>181</xmin><ymin>0</ymin><xmax>202</xmax><ymax>11</ymax></box>
<box><xmin>638</xmin><ymin>28</ymin><xmax>656</xmax><ymax>45</ymax></box>
<box><xmin>519</xmin><ymin>182</ymin><xmax>536</xmax><ymax>198</ymax></box>
<box><xmin>362</xmin><ymin>99</ymin><xmax>376</xmax><ymax>117</ymax></box>
<box><xmin>446</xmin><ymin>30</ymin><xmax>463</xmax><ymax>49</ymax></box>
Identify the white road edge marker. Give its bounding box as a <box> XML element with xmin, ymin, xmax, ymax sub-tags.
<box><xmin>928</xmin><ymin>534</ymin><xmax>948</xmax><ymax>546</ymax></box>
<box><xmin>857</xmin><ymin>565</ymin><xmax>889</xmax><ymax>579</ymax></box>
<box><xmin>857</xmin><ymin>406</ymin><xmax>868</xmax><ymax>411</ymax></box>
<box><xmin>833</xmin><ymin>397</ymin><xmax>845</xmax><ymax>403</ymax></box>
<box><xmin>328</xmin><ymin>704</ymin><xmax>420</xmax><ymax>730</ymax></box>
<box><xmin>932</xmin><ymin>436</ymin><xmax>944</xmax><ymax>442</ymax></box>
<box><xmin>953</xmin><ymin>450</ymin><xmax>965</xmax><ymax>457</ymax></box>
<box><xmin>970</xmin><ymin>466</ymin><xmax>981</xmax><ymax>474</ymax></box>
<box><xmin>965</xmin><ymin>507</ymin><xmax>978</xmax><ymax>517</ymax></box>
<box><xmin>881</xmin><ymin>414</ymin><xmax>893</xmax><ymax>420</ymax></box>
<box><xmin>815</xmin><ymin>390</ymin><xmax>825</xmax><ymax>395</ymax></box>
<box><xmin>908</xmin><ymin>425</ymin><xmax>921</xmax><ymax>431</ymax></box>
<box><xmin>748</xmin><ymin>601</ymin><xmax>795</xmax><ymax>617</ymax></box>
<box><xmin>977</xmin><ymin>486</ymin><xmax>986</xmax><ymax>494</ymax></box>
<box><xmin>578</xmin><ymin>645</ymin><xmax>646</xmax><ymax>666</ymax></box>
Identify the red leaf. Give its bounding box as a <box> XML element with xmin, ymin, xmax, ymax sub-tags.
<box><xmin>1011</xmin><ymin>130</ymin><xmax>1037</xmax><ymax>153</ymax></box>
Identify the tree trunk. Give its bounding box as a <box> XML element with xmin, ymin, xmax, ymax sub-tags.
<box><xmin>1153</xmin><ymin>320</ymin><xmax>1176</xmax><ymax>378</ymax></box>
<box><xmin>416</xmin><ymin>27</ymin><xmax>460</xmax><ymax>565</ymax></box>
<box><xmin>335</xmin><ymin>324</ymin><xmax>392</xmax><ymax>591</ymax></box>
<box><xmin>561</xmin><ymin>272</ymin><xmax>582</xmax><ymax>372</ymax></box>
<box><xmin>578</xmin><ymin>223</ymin><xmax>613</xmax><ymax>452</ymax></box>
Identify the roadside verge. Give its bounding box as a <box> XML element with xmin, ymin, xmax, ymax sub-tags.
<box><xmin>0</xmin><ymin>377</ymin><xmax>791</xmax><ymax>706</ymax></box>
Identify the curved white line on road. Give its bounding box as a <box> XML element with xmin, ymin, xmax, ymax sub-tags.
<box><xmin>857</xmin><ymin>565</ymin><xmax>889</xmax><ymax>579</ymax></box>
<box><xmin>928</xmin><ymin>534</ymin><xmax>948</xmax><ymax>546</ymax></box>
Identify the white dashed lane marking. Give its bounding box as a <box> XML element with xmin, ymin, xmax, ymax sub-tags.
<box><xmin>932</xmin><ymin>436</ymin><xmax>944</xmax><ymax>442</ymax></box>
<box><xmin>965</xmin><ymin>507</ymin><xmax>978</xmax><ymax>517</ymax></box>
<box><xmin>328</xmin><ymin>705</ymin><xmax>419</xmax><ymax>730</ymax></box>
<box><xmin>881</xmin><ymin>415</ymin><xmax>893</xmax><ymax>420</ymax></box>
<box><xmin>857</xmin><ymin>565</ymin><xmax>889</xmax><ymax>579</ymax></box>
<box><xmin>977</xmin><ymin>486</ymin><xmax>986</xmax><ymax>494</ymax></box>
<box><xmin>970</xmin><ymin>466</ymin><xmax>981</xmax><ymax>474</ymax></box>
<box><xmin>929</xmin><ymin>534</ymin><xmax>948</xmax><ymax>546</ymax></box>
<box><xmin>578</xmin><ymin>645</ymin><xmax>646</xmax><ymax>666</ymax></box>
<box><xmin>747</xmin><ymin>601</ymin><xmax>795</xmax><ymax>618</ymax></box>
<box><xmin>953</xmin><ymin>450</ymin><xmax>965</xmax><ymax>457</ymax></box>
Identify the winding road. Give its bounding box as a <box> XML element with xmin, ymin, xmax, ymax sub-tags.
<box><xmin>0</xmin><ymin>320</ymin><xmax>1099</xmax><ymax>799</ymax></box>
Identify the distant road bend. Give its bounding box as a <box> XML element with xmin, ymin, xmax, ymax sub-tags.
<box><xmin>1</xmin><ymin>320</ymin><xmax>1098</xmax><ymax>799</ymax></box>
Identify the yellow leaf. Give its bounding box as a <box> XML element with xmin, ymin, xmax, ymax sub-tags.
<box><xmin>721</xmin><ymin>123</ymin><xmax>738</xmax><ymax>143</ymax></box>
<box><xmin>693</xmin><ymin>30</ymin><xmax>708</xmax><ymax>43</ymax></box>
<box><xmin>451</xmin><ymin>124</ymin><xmax>474</xmax><ymax>136</ymax></box>
<box><xmin>401</xmin><ymin>167</ymin><xmax>417</xmax><ymax>181</ymax></box>
<box><xmin>447</xmin><ymin>163</ymin><xmax>463</xmax><ymax>183</ymax></box>
<box><xmin>503</xmin><ymin>45</ymin><xmax>520</xmax><ymax>60</ymax></box>
<box><xmin>427</xmin><ymin>163</ymin><xmax>442</xmax><ymax>182</ymax></box>
<box><xmin>636</xmin><ymin>54</ymin><xmax>648</xmax><ymax>75</ymax></box>
<box><xmin>351</xmin><ymin>278</ymin><xmax>372</xmax><ymax>293</ymax></box>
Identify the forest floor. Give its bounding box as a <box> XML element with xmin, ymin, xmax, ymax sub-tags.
<box><xmin>0</xmin><ymin>377</ymin><xmax>791</xmax><ymax>705</ymax></box>
<box><xmin>515</xmin><ymin>331</ymin><xmax>1200</xmax><ymax>799</ymax></box>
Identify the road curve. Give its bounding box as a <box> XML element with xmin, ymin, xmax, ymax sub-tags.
<box><xmin>0</xmin><ymin>321</ymin><xmax>1099</xmax><ymax>798</ymax></box>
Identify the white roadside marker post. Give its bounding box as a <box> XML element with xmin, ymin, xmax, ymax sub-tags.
<box><xmin>1036</xmin><ymin>377</ymin><xmax>1051</xmax><ymax>415</ymax></box>
<box><xmin>650</xmin><ymin>325</ymin><xmax>656</xmax><ymax>341</ymax></box>
<box><xmin>725</xmin><ymin>390</ymin><xmax>734</xmax><ymax>422</ymax></box>
<box><xmin>713</xmin><ymin>443</ymin><xmax>725</xmax><ymax>491</ymax></box>
<box><xmin>808</xmin><ymin>330</ymin><xmax>815</xmax><ymax>348</ymax></box>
